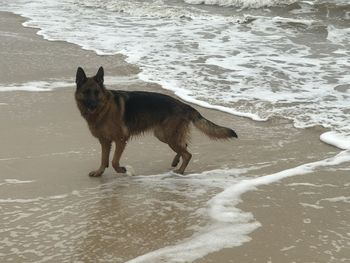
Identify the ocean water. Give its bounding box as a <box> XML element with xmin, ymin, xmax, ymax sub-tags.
<box><xmin>1</xmin><ymin>0</ymin><xmax>349</xmax><ymax>145</ymax></box>
<box><xmin>1</xmin><ymin>0</ymin><xmax>350</xmax><ymax>262</ymax></box>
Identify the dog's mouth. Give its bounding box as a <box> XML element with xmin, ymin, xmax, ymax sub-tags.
<box><xmin>84</xmin><ymin>101</ymin><xmax>98</xmax><ymax>114</ymax></box>
<box><xmin>86</xmin><ymin>107</ymin><xmax>97</xmax><ymax>114</ymax></box>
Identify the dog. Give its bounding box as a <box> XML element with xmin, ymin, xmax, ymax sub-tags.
<box><xmin>75</xmin><ymin>66</ymin><xmax>237</xmax><ymax>176</ymax></box>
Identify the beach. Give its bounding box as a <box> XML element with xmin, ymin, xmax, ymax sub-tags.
<box><xmin>0</xmin><ymin>8</ymin><xmax>349</xmax><ymax>263</ymax></box>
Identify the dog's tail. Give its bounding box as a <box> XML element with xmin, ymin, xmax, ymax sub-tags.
<box><xmin>191</xmin><ymin>109</ymin><xmax>238</xmax><ymax>140</ymax></box>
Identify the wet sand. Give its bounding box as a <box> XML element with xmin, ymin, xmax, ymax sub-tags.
<box><xmin>1</xmin><ymin>12</ymin><xmax>349</xmax><ymax>263</ymax></box>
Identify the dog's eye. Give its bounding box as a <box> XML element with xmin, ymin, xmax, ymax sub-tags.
<box><xmin>94</xmin><ymin>90</ymin><xmax>99</xmax><ymax>96</ymax></box>
<box><xmin>83</xmin><ymin>89</ymin><xmax>90</xmax><ymax>95</ymax></box>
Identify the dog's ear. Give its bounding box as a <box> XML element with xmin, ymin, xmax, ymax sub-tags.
<box><xmin>76</xmin><ymin>67</ymin><xmax>87</xmax><ymax>88</ymax></box>
<box><xmin>94</xmin><ymin>66</ymin><xmax>104</xmax><ymax>86</ymax></box>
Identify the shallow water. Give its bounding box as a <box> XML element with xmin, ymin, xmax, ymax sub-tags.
<box><xmin>0</xmin><ymin>169</ymin><xmax>255</xmax><ymax>262</ymax></box>
<box><xmin>1</xmin><ymin>154</ymin><xmax>349</xmax><ymax>262</ymax></box>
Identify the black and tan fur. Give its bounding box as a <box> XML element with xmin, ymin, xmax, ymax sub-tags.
<box><xmin>75</xmin><ymin>66</ymin><xmax>237</xmax><ymax>176</ymax></box>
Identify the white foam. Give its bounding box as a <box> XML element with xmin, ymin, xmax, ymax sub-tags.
<box><xmin>79</xmin><ymin>0</ymin><xmax>207</xmax><ymax>19</ymax></box>
<box><xmin>300</xmin><ymin>203</ymin><xmax>323</xmax><ymax>209</ymax></box>
<box><xmin>287</xmin><ymin>182</ymin><xmax>336</xmax><ymax>188</ymax></box>
<box><xmin>303</xmin><ymin>218</ymin><xmax>311</xmax><ymax>224</ymax></box>
<box><xmin>0</xmin><ymin>76</ymin><xmax>138</xmax><ymax>92</ymax></box>
<box><xmin>184</xmin><ymin>0</ymin><xmax>298</xmax><ymax>8</ymax></box>
<box><xmin>281</xmin><ymin>245</ymin><xmax>296</xmax><ymax>251</ymax></box>
<box><xmin>320</xmin><ymin>131</ymin><xmax>350</xmax><ymax>150</ymax></box>
<box><xmin>125</xmin><ymin>165</ymin><xmax>136</xmax><ymax>176</ymax></box>
<box><xmin>4</xmin><ymin>179</ymin><xmax>34</xmax><ymax>184</ymax></box>
<box><xmin>127</xmin><ymin>150</ymin><xmax>350</xmax><ymax>262</ymax></box>
<box><xmin>0</xmin><ymin>80</ymin><xmax>71</xmax><ymax>92</ymax></box>
<box><xmin>327</xmin><ymin>25</ymin><xmax>350</xmax><ymax>46</ymax></box>
<box><xmin>321</xmin><ymin>196</ymin><xmax>350</xmax><ymax>204</ymax></box>
<box><xmin>0</xmin><ymin>198</ymin><xmax>43</xmax><ymax>203</ymax></box>
<box><xmin>127</xmin><ymin>222</ymin><xmax>259</xmax><ymax>263</ymax></box>
<box><xmin>271</xmin><ymin>16</ymin><xmax>315</xmax><ymax>27</ymax></box>
<box><xmin>154</xmin><ymin>79</ymin><xmax>267</xmax><ymax>121</ymax></box>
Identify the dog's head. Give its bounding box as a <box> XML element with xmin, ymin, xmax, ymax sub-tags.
<box><xmin>75</xmin><ymin>66</ymin><xmax>108</xmax><ymax>115</ymax></box>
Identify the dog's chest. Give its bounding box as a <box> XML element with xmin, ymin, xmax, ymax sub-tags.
<box><xmin>88</xmin><ymin>118</ymin><xmax>124</xmax><ymax>141</ymax></box>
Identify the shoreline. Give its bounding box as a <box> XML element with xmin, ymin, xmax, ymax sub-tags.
<box><xmin>1</xmin><ymin>10</ymin><xmax>349</xmax><ymax>263</ymax></box>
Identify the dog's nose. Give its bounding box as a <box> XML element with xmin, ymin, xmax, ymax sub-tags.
<box><xmin>85</xmin><ymin>100</ymin><xmax>98</xmax><ymax>110</ymax></box>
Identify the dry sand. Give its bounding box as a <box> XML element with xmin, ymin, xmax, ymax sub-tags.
<box><xmin>0</xmin><ymin>12</ymin><xmax>349</xmax><ymax>263</ymax></box>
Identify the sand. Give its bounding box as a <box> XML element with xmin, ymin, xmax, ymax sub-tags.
<box><xmin>1</xmin><ymin>11</ymin><xmax>349</xmax><ymax>263</ymax></box>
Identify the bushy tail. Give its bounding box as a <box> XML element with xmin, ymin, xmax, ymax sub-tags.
<box><xmin>191</xmin><ymin>110</ymin><xmax>238</xmax><ymax>140</ymax></box>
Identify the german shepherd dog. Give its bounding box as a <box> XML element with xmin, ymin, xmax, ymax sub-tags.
<box><xmin>75</xmin><ymin>67</ymin><xmax>237</xmax><ymax>176</ymax></box>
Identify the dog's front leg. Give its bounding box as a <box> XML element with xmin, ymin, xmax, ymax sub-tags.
<box><xmin>89</xmin><ymin>138</ymin><xmax>111</xmax><ymax>177</ymax></box>
<box><xmin>112</xmin><ymin>139</ymin><xmax>127</xmax><ymax>174</ymax></box>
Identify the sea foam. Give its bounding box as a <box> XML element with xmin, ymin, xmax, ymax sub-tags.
<box><xmin>0</xmin><ymin>76</ymin><xmax>138</xmax><ymax>92</ymax></box>
<box><xmin>184</xmin><ymin>0</ymin><xmax>298</xmax><ymax>8</ymax></box>
<box><xmin>320</xmin><ymin>131</ymin><xmax>350</xmax><ymax>150</ymax></box>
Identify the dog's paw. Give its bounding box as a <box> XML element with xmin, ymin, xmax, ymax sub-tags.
<box><xmin>171</xmin><ymin>159</ymin><xmax>180</xmax><ymax>167</ymax></box>
<box><xmin>115</xmin><ymin>166</ymin><xmax>127</xmax><ymax>174</ymax></box>
<box><xmin>88</xmin><ymin>170</ymin><xmax>103</xmax><ymax>177</ymax></box>
<box><xmin>173</xmin><ymin>169</ymin><xmax>185</xmax><ymax>175</ymax></box>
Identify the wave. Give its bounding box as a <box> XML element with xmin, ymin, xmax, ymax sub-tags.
<box><xmin>183</xmin><ymin>0</ymin><xmax>350</xmax><ymax>9</ymax></box>
<box><xmin>79</xmin><ymin>0</ymin><xmax>207</xmax><ymax>19</ymax></box>
<box><xmin>184</xmin><ymin>0</ymin><xmax>298</xmax><ymax>8</ymax></box>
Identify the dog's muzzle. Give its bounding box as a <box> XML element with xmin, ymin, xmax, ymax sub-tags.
<box><xmin>84</xmin><ymin>100</ymin><xmax>98</xmax><ymax>113</ymax></box>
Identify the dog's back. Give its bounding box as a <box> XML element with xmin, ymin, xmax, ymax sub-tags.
<box><xmin>111</xmin><ymin>90</ymin><xmax>194</xmax><ymax>136</ymax></box>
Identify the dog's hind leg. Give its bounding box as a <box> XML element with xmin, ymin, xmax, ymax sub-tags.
<box><xmin>171</xmin><ymin>143</ymin><xmax>188</xmax><ymax>167</ymax></box>
<box><xmin>169</xmin><ymin>143</ymin><xmax>192</xmax><ymax>175</ymax></box>
<box><xmin>154</xmin><ymin>127</ymin><xmax>182</xmax><ymax>168</ymax></box>
<box><xmin>154</xmin><ymin>121</ymin><xmax>192</xmax><ymax>173</ymax></box>
<box><xmin>168</xmin><ymin>122</ymin><xmax>192</xmax><ymax>174</ymax></box>
<box><xmin>112</xmin><ymin>139</ymin><xmax>127</xmax><ymax>174</ymax></box>
<box><xmin>89</xmin><ymin>138</ymin><xmax>111</xmax><ymax>177</ymax></box>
